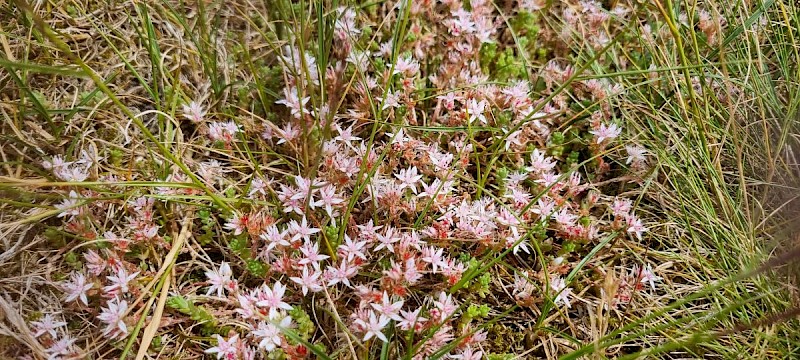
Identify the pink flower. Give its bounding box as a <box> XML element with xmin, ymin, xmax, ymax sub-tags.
<box><xmin>298</xmin><ymin>240</ymin><xmax>330</xmax><ymax>268</ymax></box>
<box><xmin>314</xmin><ymin>184</ymin><xmax>345</xmax><ymax>218</ymax></box>
<box><xmin>505</xmin><ymin>171</ymin><xmax>529</xmax><ymax>187</ymax></box>
<box><xmin>129</xmin><ymin>196</ymin><xmax>154</xmax><ymax>213</ymax></box>
<box><xmin>531</xmin><ymin>196</ymin><xmax>556</xmax><ymax>220</ymax></box>
<box><xmin>260</xmin><ymin>224</ymin><xmax>290</xmax><ymax>253</ymax></box>
<box><xmin>453</xmin><ymin>346</ymin><xmax>483</xmax><ymax>360</ymax></box>
<box><xmin>103</xmin><ymin>231</ymin><xmax>131</xmax><ymax>252</ymax></box>
<box><xmin>403</xmin><ymin>257</ymin><xmax>423</xmax><ymax>285</ymax></box>
<box><xmin>374</xmin><ymin>227</ymin><xmax>399</xmax><ymax>253</ymax></box>
<box><xmin>357</xmin><ymin>219</ymin><xmax>383</xmax><ymax>242</ymax></box>
<box><xmin>590</xmin><ymin>123</ymin><xmax>622</xmax><ymax>144</ymax></box>
<box><xmin>553</xmin><ymin>208</ymin><xmax>577</xmax><ymax>227</ymax></box>
<box><xmin>337</xmin><ymin>235</ymin><xmax>368</xmax><ymax>262</ymax></box>
<box><xmin>395</xmin><ymin>166</ymin><xmax>423</xmax><ymax>194</ymax></box>
<box><xmin>378</xmin><ymin>41</ymin><xmax>393</xmax><ymax>58</ymax></box>
<box><xmin>397</xmin><ymin>307</ymin><xmax>427</xmax><ymax>331</ymax></box>
<box><xmin>442</xmin><ymin>258</ymin><xmax>467</xmax><ymax>284</ymax></box>
<box><xmin>236</xmin><ymin>294</ymin><xmax>258</xmax><ymax>319</ymax></box>
<box><xmin>55</xmin><ymin>191</ymin><xmax>83</xmax><ymax>218</ymax></box>
<box><xmin>325</xmin><ymin>260</ymin><xmax>358</xmax><ymax>287</ymax></box>
<box><xmin>504</xmin><ymin>129</ymin><xmax>525</xmax><ymax>151</ymax></box>
<box><xmin>568</xmin><ymin>172</ymin><xmax>582</xmax><ymax>188</ymax></box>
<box><xmin>449</xmin><ymin>9</ymin><xmax>476</xmax><ymax>35</ymax></box>
<box><xmin>465</xmin><ymin>98</ymin><xmax>488</xmax><ymax>124</ymax></box>
<box><xmin>98</xmin><ymin>297</ymin><xmax>128</xmax><ymax>339</ymax></box>
<box><xmin>292</xmin><ymin>176</ymin><xmax>322</xmax><ymax>203</ymax></box>
<box><xmin>42</xmin><ymin>154</ymin><xmax>70</xmax><ymax>170</ymax></box>
<box><xmin>276</xmin><ymin>86</ymin><xmax>310</xmax><ymax>118</ymax></box>
<box><xmin>290</xmin><ymin>266</ymin><xmax>324</xmax><ymax>295</ymax></box>
<box><xmin>55</xmin><ymin>163</ymin><xmax>90</xmax><ymax>182</ymax></box>
<box><xmin>205</xmin><ymin>334</ymin><xmax>240</xmax><ymax>360</ymax></box>
<box><xmin>422</xmin><ymin>246</ymin><xmax>448</xmax><ymax>273</ymax></box>
<box><xmin>474</xmin><ymin>18</ymin><xmax>496</xmax><ymax>43</ymax></box>
<box><xmin>513</xmin><ymin>272</ymin><xmax>536</xmax><ymax>300</ymax></box>
<box><xmin>433</xmin><ymin>292</ymin><xmax>458</xmax><ymax>322</ymax></box>
<box><xmin>208</xmin><ymin>121</ymin><xmax>240</xmax><ymax>144</ymax></box>
<box><xmin>182</xmin><ymin>101</ymin><xmax>206</xmax><ymax>123</ymax></box>
<box><xmin>550</xmin><ymin>276</ymin><xmax>573</xmax><ymax>308</ymax></box>
<box><xmin>279</xmin><ymin>46</ymin><xmax>320</xmax><ymax>86</ymax></box>
<box><xmin>354</xmin><ymin>311</ymin><xmax>390</xmax><ymax>342</ymax></box>
<box><xmin>390</xmin><ymin>55</ymin><xmax>420</xmax><ymax>77</ymax></box>
<box><xmin>248</xmin><ymin>178</ymin><xmax>268</xmax><ymax>198</ymax></box>
<box><xmin>527</xmin><ymin>149</ymin><xmax>557</xmax><ymax>173</ymax></box>
<box><xmin>437</xmin><ymin>92</ymin><xmax>459</xmax><ymax>110</ymax></box>
<box><xmin>625</xmin><ymin>145</ymin><xmax>647</xmax><ymax>165</ymax></box>
<box><xmin>288</xmin><ymin>216</ymin><xmax>320</xmax><ymax>243</ymax></box>
<box><xmin>205</xmin><ymin>262</ymin><xmax>237</xmax><ymax>297</ymax></box>
<box><xmin>632</xmin><ymin>264</ymin><xmax>661</xmax><ymax>290</ymax></box>
<box><xmin>381</xmin><ymin>90</ymin><xmax>401</xmax><ymax>110</ymax></box>
<box><xmin>611</xmin><ymin>197</ymin><xmax>632</xmax><ymax>217</ymax></box>
<box><xmin>385</xmin><ymin>261</ymin><xmax>404</xmax><ymax>282</ymax></box>
<box><xmin>253</xmin><ymin>315</ymin><xmax>293</xmax><ymax>352</ymax></box>
<box><xmin>103</xmin><ymin>267</ymin><xmax>139</xmax><ymax>296</ymax></box>
<box><xmin>62</xmin><ymin>271</ymin><xmax>93</xmax><ymax>305</ymax></box>
<box><xmin>276</xmin><ymin>122</ymin><xmax>300</xmax><ymax>145</ymax></box>
<box><xmin>84</xmin><ymin>249</ymin><xmax>106</xmax><ymax>276</ymax></box>
<box><xmin>45</xmin><ymin>335</ymin><xmax>77</xmax><ymax>359</ymax></box>
<box><xmin>506</xmin><ymin>227</ymin><xmax>531</xmax><ymax>255</ymax></box>
<box><xmin>256</xmin><ymin>281</ymin><xmax>293</xmax><ymax>317</ymax></box>
<box><xmin>625</xmin><ymin>215</ymin><xmax>647</xmax><ymax>240</ymax></box>
<box><xmin>31</xmin><ymin>313</ymin><xmax>66</xmax><ymax>338</ymax></box>
<box><xmin>535</xmin><ymin>171</ymin><xmax>561</xmax><ymax>188</ymax></box>
<box><xmin>497</xmin><ymin>208</ymin><xmax>521</xmax><ymax>227</ymax></box>
<box><xmin>370</xmin><ymin>292</ymin><xmax>404</xmax><ymax>321</ymax></box>
<box><xmin>418</xmin><ymin>178</ymin><xmax>449</xmax><ymax>200</ymax></box>
<box><xmin>133</xmin><ymin>223</ymin><xmax>160</xmax><ymax>241</ymax></box>
<box><xmin>224</xmin><ymin>214</ymin><xmax>248</xmax><ymax>235</ymax></box>
<box><xmin>346</xmin><ymin>50</ymin><xmax>371</xmax><ymax>73</ymax></box>
<box><xmin>427</xmin><ymin>325</ymin><xmax>455</xmax><ymax>351</ymax></box>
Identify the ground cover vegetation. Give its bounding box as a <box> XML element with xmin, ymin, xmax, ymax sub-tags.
<box><xmin>1</xmin><ymin>0</ymin><xmax>799</xmax><ymax>359</ymax></box>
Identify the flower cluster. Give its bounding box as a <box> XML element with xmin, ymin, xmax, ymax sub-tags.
<box><xmin>31</xmin><ymin>1</ymin><xmax>683</xmax><ymax>359</ymax></box>
<box><xmin>59</xmin><ymin>253</ymin><xmax>139</xmax><ymax>341</ymax></box>
<box><xmin>29</xmin><ymin>313</ymin><xmax>81</xmax><ymax>359</ymax></box>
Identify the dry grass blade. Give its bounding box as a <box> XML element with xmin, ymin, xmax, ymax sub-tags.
<box><xmin>135</xmin><ymin>274</ymin><xmax>171</xmax><ymax>360</ymax></box>
<box><xmin>0</xmin><ymin>295</ymin><xmax>47</xmax><ymax>358</ymax></box>
<box><xmin>124</xmin><ymin>212</ymin><xmax>194</xmax><ymax>359</ymax></box>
